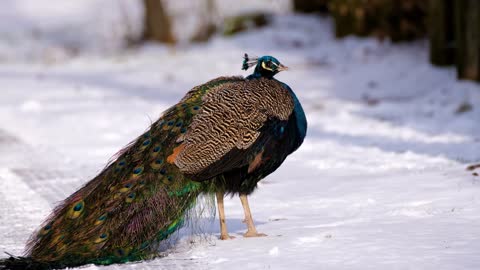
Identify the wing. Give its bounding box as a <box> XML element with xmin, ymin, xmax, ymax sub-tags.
<box><xmin>172</xmin><ymin>77</ymin><xmax>295</xmax><ymax>180</ymax></box>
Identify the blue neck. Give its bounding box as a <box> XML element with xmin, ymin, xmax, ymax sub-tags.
<box><xmin>290</xmin><ymin>90</ymin><xmax>308</xmax><ymax>143</ymax></box>
<box><xmin>247</xmin><ymin>66</ymin><xmax>276</xmax><ymax>80</ymax></box>
<box><xmin>246</xmin><ymin>73</ymin><xmax>262</xmax><ymax>80</ymax></box>
<box><xmin>278</xmin><ymin>81</ymin><xmax>307</xmax><ymax>144</ymax></box>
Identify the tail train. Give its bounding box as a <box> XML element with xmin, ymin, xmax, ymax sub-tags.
<box><xmin>0</xmin><ymin>85</ymin><xmax>214</xmax><ymax>268</ymax></box>
<box><xmin>1</xmin><ymin>255</ymin><xmax>61</xmax><ymax>270</ymax></box>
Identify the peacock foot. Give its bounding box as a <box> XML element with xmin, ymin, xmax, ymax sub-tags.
<box><xmin>243</xmin><ymin>231</ymin><xmax>267</xmax><ymax>238</ymax></box>
<box><xmin>220</xmin><ymin>234</ymin><xmax>236</xmax><ymax>240</ymax></box>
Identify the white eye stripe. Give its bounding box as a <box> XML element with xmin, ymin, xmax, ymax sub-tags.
<box><xmin>261</xmin><ymin>61</ymin><xmax>274</xmax><ymax>71</ymax></box>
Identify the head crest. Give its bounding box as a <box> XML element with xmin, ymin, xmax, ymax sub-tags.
<box><xmin>242</xmin><ymin>53</ymin><xmax>258</xmax><ymax>71</ymax></box>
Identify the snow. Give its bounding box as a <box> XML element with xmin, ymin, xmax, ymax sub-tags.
<box><xmin>1</xmin><ymin>1</ymin><xmax>480</xmax><ymax>269</ymax></box>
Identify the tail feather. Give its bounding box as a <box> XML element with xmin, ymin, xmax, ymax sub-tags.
<box><xmin>9</xmin><ymin>74</ymin><xmax>236</xmax><ymax>268</ymax></box>
<box><xmin>0</xmin><ymin>255</ymin><xmax>60</xmax><ymax>270</ymax></box>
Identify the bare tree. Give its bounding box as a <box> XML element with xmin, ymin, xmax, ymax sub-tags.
<box><xmin>142</xmin><ymin>0</ymin><xmax>175</xmax><ymax>44</ymax></box>
<box><xmin>191</xmin><ymin>0</ymin><xmax>218</xmax><ymax>42</ymax></box>
<box><xmin>455</xmin><ymin>0</ymin><xmax>480</xmax><ymax>81</ymax></box>
<box><xmin>429</xmin><ymin>0</ymin><xmax>455</xmax><ymax>66</ymax></box>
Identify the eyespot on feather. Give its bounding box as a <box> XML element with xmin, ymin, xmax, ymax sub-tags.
<box><xmin>95</xmin><ymin>214</ymin><xmax>107</xmax><ymax>225</ymax></box>
<box><xmin>162</xmin><ymin>175</ymin><xmax>174</xmax><ymax>185</ymax></box>
<box><xmin>156</xmin><ymin>119</ymin><xmax>165</xmax><ymax>128</ymax></box>
<box><xmin>163</xmin><ymin>120</ymin><xmax>175</xmax><ymax>130</ymax></box>
<box><xmin>68</xmin><ymin>200</ymin><xmax>85</xmax><ymax>219</ymax></box>
<box><xmin>117</xmin><ymin>160</ymin><xmax>126</xmax><ymax>167</ymax></box>
<box><xmin>172</xmin><ymin>120</ymin><xmax>184</xmax><ymax>133</ymax></box>
<box><xmin>152</xmin><ymin>145</ymin><xmax>161</xmax><ymax>153</ymax></box>
<box><xmin>125</xmin><ymin>192</ymin><xmax>136</xmax><ymax>203</ymax></box>
<box><xmin>150</xmin><ymin>158</ymin><xmax>164</xmax><ymax>170</ymax></box>
<box><xmin>119</xmin><ymin>182</ymin><xmax>133</xmax><ymax>193</ymax></box>
<box><xmin>131</xmin><ymin>166</ymin><xmax>144</xmax><ymax>178</ymax></box>
<box><xmin>39</xmin><ymin>224</ymin><xmax>53</xmax><ymax>236</ymax></box>
<box><xmin>190</xmin><ymin>105</ymin><xmax>200</xmax><ymax>114</ymax></box>
<box><xmin>143</xmin><ymin>138</ymin><xmax>150</xmax><ymax>144</ymax></box>
<box><xmin>94</xmin><ymin>232</ymin><xmax>109</xmax><ymax>244</ymax></box>
<box><xmin>115</xmin><ymin>247</ymin><xmax>132</xmax><ymax>257</ymax></box>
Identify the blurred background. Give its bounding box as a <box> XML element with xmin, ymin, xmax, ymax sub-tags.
<box><xmin>1</xmin><ymin>1</ymin><xmax>480</xmax><ymax>269</ymax></box>
<box><xmin>1</xmin><ymin>0</ymin><xmax>479</xmax><ymax>82</ymax></box>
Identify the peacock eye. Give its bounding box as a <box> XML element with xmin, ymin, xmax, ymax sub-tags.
<box><xmin>261</xmin><ymin>60</ymin><xmax>275</xmax><ymax>71</ymax></box>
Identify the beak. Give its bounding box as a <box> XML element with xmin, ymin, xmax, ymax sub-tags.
<box><xmin>277</xmin><ymin>63</ymin><xmax>289</xmax><ymax>72</ymax></box>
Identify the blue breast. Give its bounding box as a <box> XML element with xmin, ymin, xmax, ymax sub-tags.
<box><xmin>292</xmin><ymin>93</ymin><xmax>307</xmax><ymax>141</ymax></box>
<box><xmin>279</xmin><ymin>82</ymin><xmax>307</xmax><ymax>144</ymax></box>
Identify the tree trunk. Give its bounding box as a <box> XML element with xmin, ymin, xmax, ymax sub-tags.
<box><xmin>329</xmin><ymin>0</ymin><xmax>354</xmax><ymax>38</ymax></box>
<box><xmin>142</xmin><ymin>0</ymin><xmax>175</xmax><ymax>44</ymax></box>
<box><xmin>455</xmin><ymin>0</ymin><xmax>480</xmax><ymax>81</ymax></box>
<box><xmin>429</xmin><ymin>0</ymin><xmax>455</xmax><ymax>66</ymax></box>
<box><xmin>329</xmin><ymin>0</ymin><xmax>427</xmax><ymax>41</ymax></box>
<box><xmin>191</xmin><ymin>0</ymin><xmax>218</xmax><ymax>42</ymax></box>
<box><xmin>293</xmin><ymin>0</ymin><xmax>329</xmax><ymax>13</ymax></box>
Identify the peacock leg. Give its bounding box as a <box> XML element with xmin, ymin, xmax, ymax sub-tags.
<box><xmin>216</xmin><ymin>191</ymin><xmax>235</xmax><ymax>240</ymax></box>
<box><xmin>239</xmin><ymin>194</ymin><xmax>267</xmax><ymax>238</ymax></box>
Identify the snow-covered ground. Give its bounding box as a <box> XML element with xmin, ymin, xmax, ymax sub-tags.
<box><xmin>1</xmin><ymin>1</ymin><xmax>480</xmax><ymax>269</ymax></box>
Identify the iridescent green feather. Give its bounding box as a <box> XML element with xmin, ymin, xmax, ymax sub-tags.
<box><xmin>23</xmin><ymin>77</ymin><xmax>243</xmax><ymax>267</ymax></box>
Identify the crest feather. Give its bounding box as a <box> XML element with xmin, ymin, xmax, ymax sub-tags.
<box><xmin>242</xmin><ymin>53</ymin><xmax>258</xmax><ymax>71</ymax></box>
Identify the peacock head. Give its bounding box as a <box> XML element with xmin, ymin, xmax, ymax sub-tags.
<box><xmin>242</xmin><ymin>54</ymin><xmax>288</xmax><ymax>79</ymax></box>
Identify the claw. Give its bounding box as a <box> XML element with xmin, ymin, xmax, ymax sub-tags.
<box><xmin>243</xmin><ymin>232</ymin><xmax>267</xmax><ymax>238</ymax></box>
<box><xmin>220</xmin><ymin>234</ymin><xmax>236</xmax><ymax>240</ymax></box>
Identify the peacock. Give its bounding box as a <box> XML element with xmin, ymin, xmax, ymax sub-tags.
<box><xmin>0</xmin><ymin>54</ymin><xmax>307</xmax><ymax>269</ymax></box>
